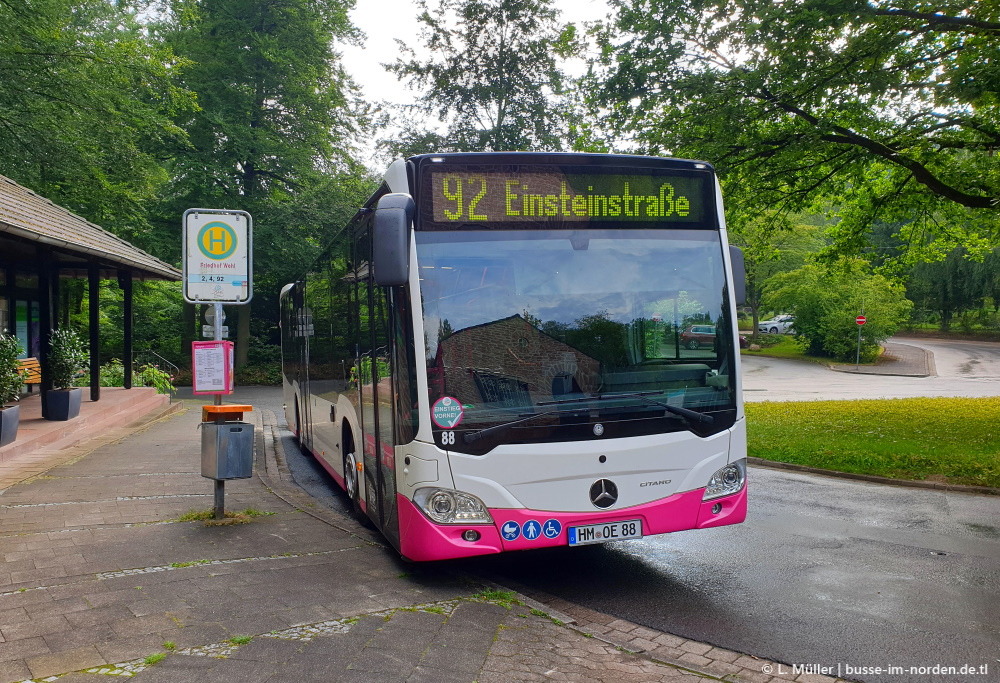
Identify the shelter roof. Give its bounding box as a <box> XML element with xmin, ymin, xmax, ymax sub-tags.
<box><xmin>0</xmin><ymin>174</ymin><xmax>180</xmax><ymax>280</ymax></box>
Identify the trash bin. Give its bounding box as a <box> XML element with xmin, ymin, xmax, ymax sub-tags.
<box><xmin>200</xmin><ymin>405</ymin><xmax>254</xmax><ymax>480</ymax></box>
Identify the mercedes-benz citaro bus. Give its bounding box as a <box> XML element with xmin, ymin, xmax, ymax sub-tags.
<box><xmin>280</xmin><ymin>152</ymin><xmax>748</xmax><ymax>561</ymax></box>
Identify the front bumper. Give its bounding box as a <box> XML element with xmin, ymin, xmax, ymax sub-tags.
<box><xmin>396</xmin><ymin>484</ymin><xmax>747</xmax><ymax>562</ymax></box>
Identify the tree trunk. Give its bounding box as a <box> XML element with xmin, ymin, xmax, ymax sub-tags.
<box><xmin>748</xmin><ymin>272</ymin><xmax>762</xmax><ymax>342</ymax></box>
<box><xmin>181</xmin><ymin>302</ymin><xmax>197</xmax><ymax>359</ymax></box>
<box><xmin>235</xmin><ymin>302</ymin><xmax>250</xmax><ymax>369</ymax></box>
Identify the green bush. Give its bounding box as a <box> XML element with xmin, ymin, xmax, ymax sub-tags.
<box><xmin>100</xmin><ymin>359</ymin><xmax>176</xmax><ymax>395</ymax></box>
<box><xmin>99</xmin><ymin>359</ymin><xmax>127</xmax><ymax>387</ymax></box>
<box><xmin>49</xmin><ymin>328</ymin><xmax>89</xmax><ymax>389</ymax></box>
<box><xmin>171</xmin><ymin>363</ymin><xmax>282</xmax><ymax>387</ymax></box>
<box><xmin>0</xmin><ymin>334</ymin><xmax>26</xmax><ymax>405</ymax></box>
<box><xmin>765</xmin><ymin>260</ymin><xmax>912</xmax><ymax>362</ymax></box>
<box><xmin>234</xmin><ymin>363</ymin><xmax>282</xmax><ymax>386</ymax></box>
<box><xmin>135</xmin><ymin>364</ymin><xmax>177</xmax><ymax>395</ymax></box>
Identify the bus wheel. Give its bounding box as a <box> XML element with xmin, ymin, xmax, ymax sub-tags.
<box><xmin>344</xmin><ymin>450</ymin><xmax>361</xmax><ymax>513</ymax></box>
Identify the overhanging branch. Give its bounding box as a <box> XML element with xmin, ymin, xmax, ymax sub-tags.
<box><xmin>868</xmin><ymin>8</ymin><xmax>1000</xmax><ymax>33</ymax></box>
<box><xmin>757</xmin><ymin>89</ymin><xmax>996</xmax><ymax>209</ymax></box>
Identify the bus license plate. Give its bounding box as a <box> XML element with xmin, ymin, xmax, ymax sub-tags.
<box><xmin>568</xmin><ymin>519</ymin><xmax>642</xmax><ymax>546</ymax></box>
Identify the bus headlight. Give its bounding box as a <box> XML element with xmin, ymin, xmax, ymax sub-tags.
<box><xmin>413</xmin><ymin>488</ymin><xmax>494</xmax><ymax>525</ymax></box>
<box><xmin>703</xmin><ymin>459</ymin><xmax>746</xmax><ymax>501</ymax></box>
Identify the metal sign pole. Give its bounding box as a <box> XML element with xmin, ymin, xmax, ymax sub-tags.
<box><xmin>855</xmin><ymin>305</ymin><xmax>866</xmax><ymax>370</ymax></box>
<box><xmin>212</xmin><ymin>302</ymin><xmax>225</xmax><ymax>519</ymax></box>
<box><xmin>856</xmin><ymin>324</ymin><xmax>862</xmax><ymax>370</ymax></box>
<box><xmin>183</xmin><ymin>209</ymin><xmax>253</xmax><ymax>522</ymax></box>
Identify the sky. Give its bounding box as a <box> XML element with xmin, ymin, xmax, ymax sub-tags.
<box><xmin>339</xmin><ymin>0</ymin><xmax>610</xmax><ymax>107</ymax></box>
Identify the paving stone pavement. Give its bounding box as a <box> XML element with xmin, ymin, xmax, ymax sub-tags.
<box><xmin>0</xmin><ymin>400</ymin><xmax>843</xmax><ymax>683</ymax></box>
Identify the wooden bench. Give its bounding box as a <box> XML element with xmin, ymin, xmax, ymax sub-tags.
<box><xmin>17</xmin><ymin>358</ymin><xmax>40</xmax><ymax>392</ymax></box>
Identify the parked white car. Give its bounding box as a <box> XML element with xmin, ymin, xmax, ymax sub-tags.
<box><xmin>758</xmin><ymin>315</ymin><xmax>795</xmax><ymax>334</ymax></box>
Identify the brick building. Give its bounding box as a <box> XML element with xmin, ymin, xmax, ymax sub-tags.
<box><xmin>434</xmin><ymin>315</ymin><xmax>599</xmax><ymax>406</ymax></box>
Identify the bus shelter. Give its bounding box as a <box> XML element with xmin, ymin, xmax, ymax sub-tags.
<box><xmin>0</xmin><ymin>174</ymin><xmax>181</xmax><ymax>418</ymax></box>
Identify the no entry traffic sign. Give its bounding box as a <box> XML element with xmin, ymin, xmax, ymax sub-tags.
<box><xmin>856</xmin><ymin>315</ymin><xmax>867</xmax><ymax>325</ymax></box>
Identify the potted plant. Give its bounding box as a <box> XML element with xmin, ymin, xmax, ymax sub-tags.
<box><xmin>47</xmin><ymin>327</ymin><xmax>89</xmax><ymax>421</ymax></box>
<box><xmin>0</xmin><ymin>332</ymin><xmax>25</xmax><ymax>446</ymax></box>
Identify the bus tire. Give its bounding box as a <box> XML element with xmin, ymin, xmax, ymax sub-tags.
<box><xmin>344</xmin><ymin>449</ymin><xmax>361</xmax><ymax>514</ymax></box>
<box><xmin>293</xmin><ymin>398</ymin><xmax>301</xmax><ymax>440</ymax></box>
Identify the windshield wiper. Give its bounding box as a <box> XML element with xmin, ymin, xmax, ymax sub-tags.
<box><xmin>537</xmin><ymin>391</ymin><xmax>714</xmax><ymax>425</ymax></box>
<box><xmin>463</xmin><ymin>391</ymin><xmax>714</xmax><ymax>445</ymax></box>
<box><xmin>463</xmin><ymin>409</ymin><xmax>567</xmax><ymax>444</ymax></box>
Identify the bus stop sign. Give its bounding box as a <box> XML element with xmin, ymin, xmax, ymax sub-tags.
<box><xmin>183</xmin><ymin>209</ymin><xmax>253</xmax><ymax>304</ymax></box>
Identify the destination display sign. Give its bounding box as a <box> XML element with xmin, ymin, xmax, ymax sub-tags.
<box><xmin>421</xmin><ymin>168</ymin><xmax>709</xmax><ymax>228</ymax></box>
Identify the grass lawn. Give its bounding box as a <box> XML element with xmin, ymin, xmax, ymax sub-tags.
<box><xmin>741</xmin><ymin>334</ymin><xmax>887</xmax><ymax>366</ymax></box>
<box><xmin>746</xmin><ymin>397</ymin><xmax>1000</xmax><ymax>488</ymax></box>
<box><xmin>743</xmin><ymin>335</ymin><xmax>817</xmax><ymax>361</ymax></box>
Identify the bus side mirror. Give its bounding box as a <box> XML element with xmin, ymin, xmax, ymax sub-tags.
<box><xmin>729</xmin><ymin>246</ymin><xmax>746</xmax><ymax>306</ymax></box>
<box><xmin>373</xmin><ymin>193</ymin><xmax>414</xmax><ymax>287</ymax></box>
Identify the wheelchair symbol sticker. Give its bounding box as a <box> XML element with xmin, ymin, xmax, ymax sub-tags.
<box><xmin>542</xmin><ymin>519</ymin><xmax>562</xmax><ymax>539</ymax></box>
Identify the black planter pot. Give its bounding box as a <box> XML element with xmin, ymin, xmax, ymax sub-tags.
<box><xmin>47</xmin><ymin>388</ymin><xmax>82</xmax><ymax>421</ymax></box>
<box><xmin>0</xmin><ymin>403</ymin><xmax>19</xmax><ymax>447</ymax></box>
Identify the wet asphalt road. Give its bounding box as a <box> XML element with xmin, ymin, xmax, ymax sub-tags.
<box><xmin>461</xmin><ymin>468</ymin><xmax>1000</xmax><ymax>683</ymax></box>
<box><xmin>184</xmin><ymin>341</ymin><xmax>1000</xmax><ymax>682</ymax></box>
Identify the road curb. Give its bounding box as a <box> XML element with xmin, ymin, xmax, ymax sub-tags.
<box><xmin>250</xmin><ymin>408</ymin><xmax>386</xmax><ymax>545</ymax></box>
<box><xmin>749</xmin><ymin>457</ymin><xmax>1000</xmax><ymax>496</ymax></box>
<box><xmin>828</xmin><ymin>341</ymin><xmax>935</xmax><ymax>377</ymax></box>
<box><xmin>493</xmin><ymin>579</ymin><xmax>834</xmax><ymax>682</ymax></box>
<box><xmin>826</xmin><ymin>365</ymin><xmax>931</xmax><ymax>377</ymax></box>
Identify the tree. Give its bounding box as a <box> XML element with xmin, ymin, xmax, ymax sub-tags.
<box><xmin>161</xmin><ymin>0</ymin><xmax>373</xmax><ymax>366</ymax></box>
<box><xmin>905</xmin><ymin>247</ymin><xmax>1000</xmax><ymax>331</ymax></box>
<box><xmin>728</xmin><ymin>212</ymin><xmax>826</xmax><ymax>337</ymax></box>
<box><xmin>766</xmin><ymin>260</ymin><xmax>913</xmax><ymax>361</ymax></box>
<box><xmin>0</xmin><ymin>0</ymin><xmax>192</xmax><ymax>241</ymax></box>
<box><xmin>598</xmin><ymin>0</ymin><xmax>1000</xmax><ymax>256</ymax></box>
<box><xmin>387</xmin><ymin>0</ymin><xmax>581</xmax><ymax>152</ymax></box>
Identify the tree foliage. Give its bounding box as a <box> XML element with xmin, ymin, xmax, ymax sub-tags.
<box><xmin>0</xmin><ymin>0</ymin><xmax>193</xmax><ymax>242</ymax></box>
<box><xmin>766</xmin><ymin>260</ymin><xmax>913</xmax><ymax>361</ymax></box>
<box><xmin>160</xmin><ymin>0</ymin><xmax>377</xmax><ymax>363</ymax></box>
<box><xmin>729</xmin><ymin>213</ymin><xmax>826</xmax><ymax>335</ymax></box>
<box><xmin>163</xmin><ymin>0</ymin><xmax>363</xmax><ymax>210</ymax></box>
<box><xmin>598</xmin><ymin>0</ymin><xmax>1000</xmax><ymax>256</ymax></box>
<box><xmin>388</xmin><ymin>0</ymin><xmax>581</xmax><ymax>151</ymax></box>
<box><xmin>907</xmin><ymin>248</ymin><xmax>1000</xmax><ymax>330</ymax></box>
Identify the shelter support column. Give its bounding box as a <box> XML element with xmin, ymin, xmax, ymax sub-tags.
<box><xmin>89</xmin><ymin>263</ymin><xmax>100</xmax><ymax>401</ymax></box>
<box><xmin>119</xmin><ymin>270</ymin><xmax>133</xmax><ymax>390</ymax></box>
<box><xmin>39</xmin><ymin>249</ymin><xmax>53</xmax><ymax>418</ymax></box>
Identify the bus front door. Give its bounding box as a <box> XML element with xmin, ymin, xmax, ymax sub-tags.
<box><xmin>356</xmin><ymin>246</ymin><xmax>400</xmax><ymax>549</ymax></box>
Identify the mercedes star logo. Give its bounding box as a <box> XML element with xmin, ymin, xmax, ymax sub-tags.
<box><xmin>589</xmin><ymin>479</ymin><xmax>618</xmax><ymax>509</ymax></box>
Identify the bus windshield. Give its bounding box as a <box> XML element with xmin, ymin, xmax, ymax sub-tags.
<box><xmin>417</xmin><ymin>228</ymin><xmax>738</xmax><ymax>454</ymax></box>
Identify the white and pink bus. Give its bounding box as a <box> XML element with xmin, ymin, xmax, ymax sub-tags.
<box><xmin>281</xmin><ymin>152</ymin><xmax>747</xmax><ymax>561</ymax></box>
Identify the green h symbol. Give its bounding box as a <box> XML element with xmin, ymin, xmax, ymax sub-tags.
<box><xmin>198</xmin><ymin>222</ymin><xmax>236</xmax><ymax>260</ymax></box>
<box><xmin>208</xmin><ymin>228</ymin><xmax>227</xmax><ymax>253</ymax></box>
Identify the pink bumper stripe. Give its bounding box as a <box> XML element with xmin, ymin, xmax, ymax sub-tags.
<box><xmin>397</xmin><ymin>485</ymin><xmax>747</xmax><ymax>562</ymax></box>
